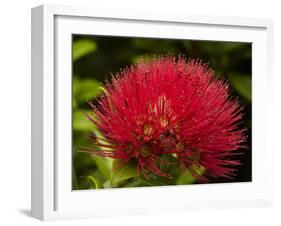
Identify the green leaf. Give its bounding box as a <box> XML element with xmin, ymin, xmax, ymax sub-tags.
<box><xmin>124</xmin><ymin>178</ymin><xmax>146</xmax><ymax>187</ymax></box>
<box><xmin>177</xmin><ymin>170</ymin><xmax>196</xmax><ymax>184</ymax></box>
<box><xmin>228</xmin><ymin>73</ymin><xmax>251</xmax><ymax>101</ymax></box>
<box><xmin>73</xmin><ymin>78</ymin><xmax>102</xmax><ymax>104</ymax></box>
<box><xmin>73</xmin><ymin>110</ymin><xmax>95</xmax><ymax>131</ymax></box>
<box><xmin>72</xmin><ymin>111</ymin><xmax>112</xmax><ymax>178</ymax></box>
<box><xmin>176</xmin><ymin>166</ymin><xmax>205</xmax><ymax>185</ymax></box>
<box><xmin>90</xmin><ymin>130</ymin><xmax>113</xmax><ymax>179</ymax></box>
<box><xmin>137</xmin><ymin>177</ymin><xmax>164</xmax><ymax>186</ymax></box>
<box><xmin>87</xmin><ymin>175</ymin><xmax>102</xmax><ymax>189</ymax></box>
<box><xmin>102</xmin><ymin>180</ymin><xmax>112</xmax><ymax>188</ymax></box>
<box><xmin>92</xmin><ymin>156</ymin><xmax>111</xmax><ymax>179</ymax></box>
<box><xmin>111</xmin><ymin>160</ymin><xmax>137</xmax><ymax>184</ymax></box>
<box><xmin>73</xmin><ymin>40</ymin><xmax>97</xmax><ymax>61</ymax></box>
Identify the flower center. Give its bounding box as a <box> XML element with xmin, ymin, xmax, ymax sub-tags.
<box><xmin>143</xmin><ymin>123</ymin><xmax>155</xmax><ymax>136</ymax></box>
<box><xmin>140</xmin><ymin>144</ymin><xmax>152</xmax><ymax>157</ymax></box>
<box><xmin>159</xmin><ymin>115</ymin><xmax>169</xmax><ymax>128</ymax></box>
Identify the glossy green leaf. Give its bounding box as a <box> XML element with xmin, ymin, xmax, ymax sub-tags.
<box><xmin>124</xmin><ymin>179</ymin><xmax>146</xmax><ymax>187</ymax></box>
<box><xmin>73</xmin><ymin>78</ymin><xmax>102</xmax><ymax>103</ymax></box>
<box><xmin>111</xmin><ymin>160</ymin><xmax>137</xmax><ymax>184</ymax></box>
<box><xmin>92</xmin><ymin>156</ymin><xmax>111</xmax><ymax>179</ymax></box>
<box><xmin>228</xmin><ymin>73</ymin><xmax>251</xmax><ymax>101</ymax></box>
<box><xmin>91</xmin><ymin>130</ymin><xmax>113</xmax><ymax>179</ymax></box>
<box><xmin>88</xmin><ymin>175</ymin><xmax>103</xmax><ymax>189</ymax></box>
<box><xmin>73</xmin><ymin>110</ymin><xmax>95</xmax><ymax>131</ymax></box>
<box><xmin>72</xmin><ymin>112</ymin><xmax>112</xmax><ymax>179</ymax></box>
<box><xmin>177</xmin><ymin>166</ymin><xmax>205</xmax><ymax>185</ymax></box>
<box><xmin>137</xmin><ymin>177</ymin><xmax>164</xmax><ymax>186</ymax></box>
<box><xmin>73</xmin><ymin>40</ymin><xmax>97</xmax><ymax>61</ymax></box>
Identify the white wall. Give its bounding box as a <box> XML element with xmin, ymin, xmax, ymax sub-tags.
<box><xmin>0</xmin><ymin>0</ymin><xmax>280</xmax><ymax>225</ymax></box>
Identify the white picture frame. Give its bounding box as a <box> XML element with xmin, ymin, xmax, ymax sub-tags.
<box><xmin>31</xmin><ymin>4</ymin><xmax>274</xmax><ymax>221</ymax></box>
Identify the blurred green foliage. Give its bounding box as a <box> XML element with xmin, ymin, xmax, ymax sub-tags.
<box><xmin>72</xmin><ymin>35</ymin><xmax>252</xmax><ymax>190</ymax></box>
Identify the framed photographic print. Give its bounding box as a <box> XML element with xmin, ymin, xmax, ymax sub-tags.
<box><xmin>31</xmin><ymin>4</ymin><xmax>274</xmax><ymax>221</ymax></box>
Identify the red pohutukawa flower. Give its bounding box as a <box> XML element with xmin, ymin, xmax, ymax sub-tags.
<box><xmin>83</xmin><ymin>56</ymin><xmax>247</xmax><ymax>182</ymax></box>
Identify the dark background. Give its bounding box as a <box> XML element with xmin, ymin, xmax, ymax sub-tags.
<box><xmin>72</xmin><ymin>35</ymin><xmax>252</xmax><ymax>189</ymax></box>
